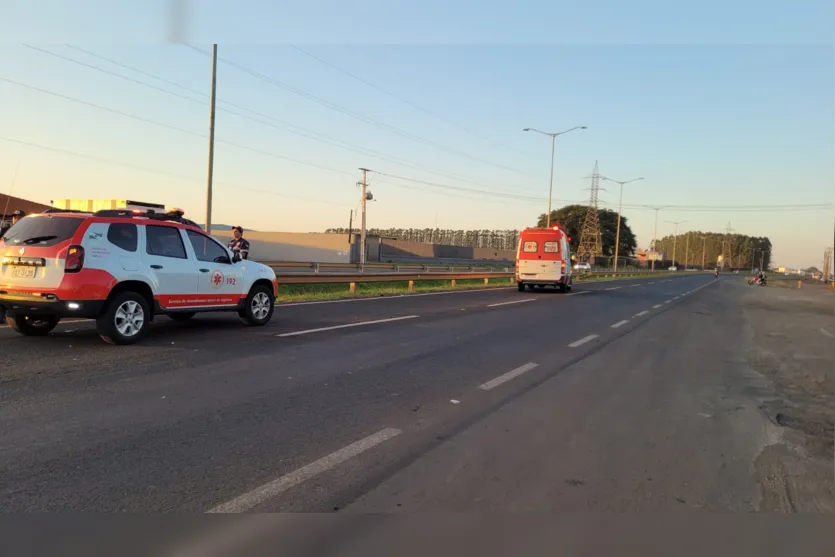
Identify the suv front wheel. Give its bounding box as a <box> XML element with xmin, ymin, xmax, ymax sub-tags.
<box><xmin>239</xmin><ymin>284</ymin><xmax>275</xmax><ymax>326</ymax></box>
<box><xmin>98</xmin><ymin>291</ymin><xmax>151</xmax><ymax>345</ymax></box>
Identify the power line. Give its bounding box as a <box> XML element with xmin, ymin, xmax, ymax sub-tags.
<box><xmin>0</xmin><ymin>77</ymin><xmax>355</xmax><ymax>177</ymax></box>
<box><xmin>184</xmin><ymin>45</ymin><xmax>532</xmax><ymax>177</ymax></box>
<box><xmin>0</xmin><ymin>136</ymin><xmax>349</xmax><ymax>208</ymax></box>
<box><xmin>29</xmin><ymin>45</ymin><xmax>533</xmax><ymax>196</ymax></box>
<box><xmin>288</xmin><ymin>44</ymin><xmax>535</xmax><ymax>158</ymax></box>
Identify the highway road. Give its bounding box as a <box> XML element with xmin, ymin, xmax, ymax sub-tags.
<box><xmin>0</xmin><ymin>274</ymin><xmax>794</xmax><ymax>516</ymax></box>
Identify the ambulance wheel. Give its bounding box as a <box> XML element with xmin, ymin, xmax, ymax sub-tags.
<box><xmin>168</xmin><ymin>312</ymin><xmax>196</xmax><ymax>321</ymax></box>
<box><xmin>517</xmin><ymin>282</ymin><xmax>525</xmax><ymax>292</ymax></box>
<box><xmin>240</xmin><ymin>284</ymin><xmax>275</xmax><ymax>326</ymax></box>
<box><xmin>6</xmin><ymin>314</ymin><xmax>60</xmax><ymax>336</ymax></box>
<box><xmin>97</xmin><ymin>291</ymin><xmax>151</xmax><ymax>345</ymax></box>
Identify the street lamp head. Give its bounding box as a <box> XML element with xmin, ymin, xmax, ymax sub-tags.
<box><xmin>523</xmin><ymin>128</ymin><xmax>532</xmax><ymax>132</ymax></box>
<box><xmin>579</xmin><ymin>126</ymin><xmax>588</xmax><ymax>130</ymax></box>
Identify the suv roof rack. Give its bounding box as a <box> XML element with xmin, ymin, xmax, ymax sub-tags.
<box><xmin>93</xmin><ymin>209</ymin><xmax>201</xmax><ymax>228</ymax></box>
<box><xmin>42</xmin><ymin>208</ymin><xmax>90</xmax><ymax>214</ymax></box>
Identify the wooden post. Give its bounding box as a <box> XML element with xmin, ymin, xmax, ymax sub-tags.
<box><xmin>349</xmin><ymin>282</ymin><xmax>356</xmax><ymax>294</ymax></box>
<box><xmin>408</xmin><ymin>280</ymin><xmax>415</xmax><ymax>293</ymax></box>
<box><xmin>484</xmin><ymin>277</ymin><xmax>489</xmax><ymax>285</ymax></box>
<box><xmin>451</xmin><ymin>279</ymin><xmax>456</xmax><ymax>288</ymax></box>
<box><xmin>797</xmin><ymin>280</ymin><xmax>802</xmax><ymax>289</ymax></box>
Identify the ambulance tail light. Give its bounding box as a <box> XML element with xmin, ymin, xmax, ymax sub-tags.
<box><xmin>65</xmin><ymin>245</ymin><xmax>85</xmax><ymax>273</ymax></box>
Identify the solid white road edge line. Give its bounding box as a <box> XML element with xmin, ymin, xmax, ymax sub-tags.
<box><xmin>279</xmin><ymin>286</ymin><xmax>515</xmax><ymax>307</ymax></box>
<box><xmin>634</xmin><ymin>310</ymin><xmax>649</xmax><ymax>317</ymax></box>
<box><xmin>207</xmin><ymin>427</ymin><xmax>402</xmax><ymax>513</ymax></box>
<box><xmin>478</xmin><ymin>362</ymin><xmax>539</xmax><ymax>390</ymax></box>
<box><xmin>821</xmin><ymin>328</ymin><xmax>834</xmax><ymax>338</ymax></box>
<box><xmin>611</xmin><ymin>320</ymin><xmax>629</xmax><ymax>328</ymax></box>
<box><xmin>566</xmin><ymin>290</ymin><xmax>590</xmax><ymax>296</ymax></box>
<box><xmin>277</xmin><ymin>315</ymin><xmax>419</xmax><ymax>337</ymax></box>
<box><xmin>568</xmin><ymin>334</ymin><xmax>599</xmax><ymax>348</ymax></box>
<box><xmin>487</xmin><ymin>298</ymin><xmax>535</xmax><ymax>308</ymax></box>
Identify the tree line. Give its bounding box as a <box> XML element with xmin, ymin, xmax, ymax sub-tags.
<box><xmin>328</xmin><ymin>205</ymin><xmax>773</xmax><ymax>270</ymax></box>
<box><xmin>654</xmin><ymin>232</ymin><xmax>772</xmax><ymax>270</ymax></box>
<box><xmin>325</xmin><ymin>228</ymin><xmax>522</xmax><ymax>250</ymax></box>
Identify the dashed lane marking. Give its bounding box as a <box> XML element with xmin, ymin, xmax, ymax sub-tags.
<box><xmin>568</xmin><ymin>334</ymin><xmax>599</xmax><ymax>348</ymax></box>
<box><xmin>634</xmin><ymin>310</ymin><xmax>649</xmax><ymax>317</ymax></box>
<box><xmin>207</xmin><ymin>428</ymin><xmax>402</xmax><ymax>513</ymax></box>
<box><xmin>486</xmin><ymin>298</ymin><xmax>536</xmax><ymax>308</ymax></box>
<box><xmin>611</xmin><ymin>320</ymin><xmax>629</xmax><ymax>328</ymax></box>
<box><xmin>478</xmin><ymin>362</ymin><xmax>540</xmax><ymax>390</ymax></box>
<box><xmin>277</xmin><ymin>315</ymin><xmax>419</xmax><ymax>337</ymax></box>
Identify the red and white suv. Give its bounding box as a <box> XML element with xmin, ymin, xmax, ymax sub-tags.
<box><xmin>0</xmin><ymin>209</ymin><xmax>278</xmax><ymax>345</ymax></box>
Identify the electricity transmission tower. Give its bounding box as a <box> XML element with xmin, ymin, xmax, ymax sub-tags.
<box><xmin>721</xmin><ymin>222</ymin><xmax>735</xmax><ymax>270</ymax></box>
<box><xmin>577</xmin><ymin>161</ymin><xmax>603</xmax><ymax>262</ymax></box>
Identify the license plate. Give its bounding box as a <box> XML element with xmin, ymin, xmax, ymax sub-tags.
<box><xmin>11</xmin><ymin>266</ymin><xmax>36</xmax><ymax>279</ymax></box>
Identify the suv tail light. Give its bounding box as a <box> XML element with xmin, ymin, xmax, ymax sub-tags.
<box><xmin>65</xmin><ymin>245</ymin><xmax>85</xmax><ymax>273</ymax></box>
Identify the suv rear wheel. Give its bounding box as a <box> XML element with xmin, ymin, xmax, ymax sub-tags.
<box><xmin>97</xmin><ymin>291</ymin><xmax>151</xmax><ymax>345</ymax></box>
<box><xmin>7</xmin><ymin>314</ymin><xmax>60</xmax><ymax>336</ymax></box>
<box><xmin>239</xmin><ymin>284</ymin><xmax>275</xmax><ymax>326</ymax></box>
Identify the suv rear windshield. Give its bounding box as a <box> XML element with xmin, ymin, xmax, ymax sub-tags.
<box><xmin>1</xmin><ymin>216</ymin><xmax>83</xmax><ymax>247</ymax></box>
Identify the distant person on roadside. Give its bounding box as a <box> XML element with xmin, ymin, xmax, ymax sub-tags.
<box><xmin>227</xmin><ymin>226</ymin><xmax>250</xmax><ymax>261</ymax></box>
<box><xmin>1</xmin><ymin>209</ymin><xmax>26</xmax><ymax>239</ymax></box>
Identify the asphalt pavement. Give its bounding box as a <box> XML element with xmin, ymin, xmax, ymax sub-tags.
<box><xmin>1</xmin><ymin>273</ymin><xmax>781</xmax><ymax>515</ymax></box>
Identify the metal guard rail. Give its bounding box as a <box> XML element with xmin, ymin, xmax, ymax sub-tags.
<box><xmin>264</xmin><ymin>261</ymin><xmax>511</xmax><ymax>274</ymax></box>
<box><xmin>273</xmin><ymin>269</ymin><xmax>680</xmax><ymax>293</ymax></box>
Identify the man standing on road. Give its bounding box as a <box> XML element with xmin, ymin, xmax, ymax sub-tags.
<box><xmin>227</xmin><ymin>226</ymin><xmax>250</xmax><ymax>261</ymax></box>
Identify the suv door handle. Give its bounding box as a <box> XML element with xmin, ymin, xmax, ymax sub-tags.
<box><xmin>199</xmin><ymin>268</ymin><xmax>210</xmax><ymax>273</ymax></box>
<box><xmin>150</xmin><ymin>264</ymin><xmax>163</xmax><ymax>270</ymax></box>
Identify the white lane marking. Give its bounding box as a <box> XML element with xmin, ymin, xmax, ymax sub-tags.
<box><xmin>279</xmin><ymin>286</ymin><xmax>516</xmax><ymax>307</ymax></box>
<box><xmin>664</xmin><ymin>300</ymin><xmax>672</xmax><ymax>304</ymax></box>
<box><xmin>630</xmin><ymin>284</ymin><xmax>641</xmax><ymax>288</ymax></box>
<box><xmin>653</xmin><ymin>304</ymin><xmax>662</xmax><ymax>309</ymax></box>
<box><xmin>277</xmin><ymin>315</ymin><xmax>419</xmax><ymax>337</ymax></box>
<box><xmin>487</xmin><ymin>298</ymin><xmax>535</xmax><ymax>308</ymax></box>
<box><xmin>674</xmin><ymin>296</ymin><xmax>680</xmax><ymax>300</ymax></box>
<box><xmin>648</xmin><ymin>281</ymin><xmax>655</xmax><ymax>284</ymax></box>
<box><xmin>634</xmin><ymin>310</ymin><xmax>649</xmax><ymax>317</ymax></box>
<box><xmin>566</xmin><ymin>290</ymin><xmax>590</xmax><ymax>296</ymax></box>
<box><xmin>478</xmin><ymin>362</ymin><xmax>539</xmax><ymax>390</ymax></box>
<box><xmin>821</xmin><ymin>328</ymin><xmax>834</xmax><ymax>338</ymax></box>
<box><xmin>208</xmin><ymin>428</ymin><xmax>402</xmax><ymax>513</ymax></box>
<box><xmin>611</xmin><ymin>320</ymin><xmax>629</xmax><ymax>328</ymax></box>
<box><xmin>605</xmin><ymin>286</ymin><xmax>621</xmax><ymax>291</ymax></box>
<box><xmin>568</xmin><ymin>334</ymin><xmax>599</xmax><ymax>348</ymax></box>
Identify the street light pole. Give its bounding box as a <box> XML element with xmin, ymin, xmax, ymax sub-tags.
<box><xmin>602</xmin><ymin>176</ymin><xmax>643</xmax><ymax>272</ymax></box>
<box><xmin>666</xmin><ymin>220</ymin><xmax>688</xmax><ymax>269</ymax></box>
<box><xmin>523</xmin><ymin>126</ymin><xmax>587</xmax><ymax>228</ymax></box>
<box><xmin>702</xmin><ymin>236</ymin><xmax>707</xmax><ymax>270</ymax></box>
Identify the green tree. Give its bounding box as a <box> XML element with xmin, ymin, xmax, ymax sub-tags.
<box><xmin>536</xmin><ymin>205</ymin><xmax>637</xmax><ymax>257</ymax></box>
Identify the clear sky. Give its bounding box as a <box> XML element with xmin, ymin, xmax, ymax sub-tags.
<box><xmin>1</xmin><ymin>0</ymin><xmax>833</xmax><ymax>269</ymax></box>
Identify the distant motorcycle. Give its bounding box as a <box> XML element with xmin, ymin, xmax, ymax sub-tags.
<box><xmin>748</xmin><ymin>275</ymin><xmax>767</xmax><ymax>287</ymax></box>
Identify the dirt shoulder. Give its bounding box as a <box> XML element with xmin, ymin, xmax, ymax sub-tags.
<box><xmin>740</xmin><ymin>281</ymin><xmax>834</xmax><ymax>512</ymax></box>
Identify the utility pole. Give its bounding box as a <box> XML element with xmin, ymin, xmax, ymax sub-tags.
<box><xmin>204</xmin><ymin>43</ymin><xmax>218</xmax><ymax>234</ymax></box>
<box><xmin>760</xmin><ymin>250</ymin><xmax>765</xmax><ymax>271</ymax></box>
<box><xmin>750</xmin><ymin>248</ymin><xmax>757</xmax><ymax>273</ymax></box>
<box><xmin>701</xmin><ymin>236</ymin><xmax>707</xmax><ymax>270</ymax></box>
<box><xmin>601</xmin><ymin>176</ymin><xmax>644</xmax><ymax>273</ymax></box>
<box><xmin>359</xmin><ymin>168</ymin><xmax>369</xmax><ymax>265</ymax></box>
<box><xmin>684</xmin><ymin>232</ymin><xmax>690</xmax><ymax>270</ymax></box>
